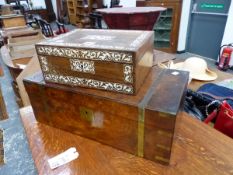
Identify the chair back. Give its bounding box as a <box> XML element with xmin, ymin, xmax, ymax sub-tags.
<box><xmin>56</xmin><ymin>21</ymin><xmax>67</xmax><ymax>34</ymax></box>
<box><xmin>38</xmin><ymin>19</ymin><xmax>54</xmax><ymax>37</ymax></box>
<box><xmin>89</xmin><ymin>13</ymin><xmax>103</xmax><ymax>29</ymax></box>
<box><xmin>110</xmin><ymin>0</ymin><xmax>121</xmax><ymax>8</ymax></box>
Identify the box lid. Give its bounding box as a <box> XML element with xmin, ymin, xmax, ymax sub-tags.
<box><xmin>36</xmin><ymin>29</ymin><xmax>153</xmax><ymax>52</ymax></box>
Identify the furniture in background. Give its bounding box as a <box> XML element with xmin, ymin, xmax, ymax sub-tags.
<box><xmin>26</xmin><ymin>15</ymin><xmax>40</xmax><ymax>28</ymax></box>
<box><xmin>0</xmin><ymin>4</ymin><xmax>26</xmax><ymax>28</ymax></box>
<box><xmin>7</xmin><ymin>29</ymin><xmax>44</xmax><ymax>59</ymax></box>
<box><xmin>16</xmin><ymin>55</ymin><xmax>41</xmax><ymax>107</ymax></box>
<box><xmin>0</xmin><ymin>26</ymin><xmax>34</xmax><ymax>45</ymax></box>
<box><xmin>1</xmin><ymin>4</ymin><xmax>15</xmax><ymax>15</ymax></box>
<box><xmin>37</xmin><ymin>19</ymin><xmax>54</xmax><ymax>37</ymax></box>
<box><xmin>76</xmin><ymin>0</ymin><xmax>89</xmax><ymax>28</ymax></box>
<box><xmin>89</xmin><ymin>12</ymin><xmax>103</xmax><ymax>29</ymax></box>
<box><xmin>96</xmin><ymin>7</ymin><xmax>165</xmax><ymax>30</ymax></box>
<box><xmin>89</xmin><ymin>0</ymin><xmax>118</xmax><ymax>29</ymax></box>
<box><xmin>1</xmin><ymin>46</ymin><xmax>31</xmax><ymax>106</ymax></box>
<box><xmin>55</xmin><ymin>20</ymin><xmax>69</xmax><ymax>34</ymax></box>
<box><xmin>67</xmin><ymin>0</ymin><xmax>104</xmax><ymax>28</ymax></box>
<box><xmin>24</xmin><ymin>0</ymin><xmax>56</xmax><ymax>22</ymax></box>
<box><xmin>137</xmin><ymin>0</ymin><xmax>182</xmax><ymax>53</ymax></box>
<box><xmin>5</xmin><ymin>0</ymin><xmax>29</xmax><ymax>6</ymax></box>
<box><xmin>0</xmin><ymin>15</ymin><xmax>26</xmax><ymax>28</ymax></box>
<box><xmin>56</xmin><ymin>0</ymin><xmax>69</xmax><ymax>23</ymax></box>
<box><xmin>25</xmin><ymin>9</ymin><xmax>49</xmax><ymax>22</ymax></box>
<box><xmin>44</xmin><ymin>0</ymin><xmax>56</xmax><ymax>22</ymax></box>
<box><xmin>67</xmin><ymin>0</ymin><xmax>76</xmax><ymax>25</ymax></box>
<box><xmin>96</xmin><ymin>0</ymin><xmax>104</xmax><ymax>8</ymax></box>
<box><xmin>110</xmin><ymin>0</ymin><xmax>122</xmax><ymax>8</ymax></box>
<box><xmin>27</xmin><ymin>18</ymin><xmax>68</xmax><ymax>37</ymax></box>
<box><xmin>0</xmin><ymin>29</ymin><xmax>45</xmax><ymax>106</ymax></box>
<box><xmin>76</xmin><ymin>0</ymin><xmax>100</xmax><ymax>28</ymax></box>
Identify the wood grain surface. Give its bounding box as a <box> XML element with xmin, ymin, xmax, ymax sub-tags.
<box><xmin>20</xmin><ymin>106</ymin><xmax>233</xmax><ymax>175</ymax></box>
<box><xmin>16</xmin><ymin>55</ymin><xmax>42</xmax><ymax>107</ymax></box>
<box><xmin>2</xmin><ymin>16</ymin><xmax>26</xmax><ymax>28</ymax></box>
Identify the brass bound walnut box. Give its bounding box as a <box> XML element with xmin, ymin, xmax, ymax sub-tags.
<box><xmin>24</xmin><ymin>68</ymin><xmax>189</xmax><ymax>165</ymax></box>
<box><xmin>35</xmin><ymin>29</ymin><xmax>154</xmax><ymax>95</ymax></box>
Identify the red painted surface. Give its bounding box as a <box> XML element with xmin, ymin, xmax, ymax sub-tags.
<box><xmin>97</xmin><ymin>7</ymin><xmax>165</xmax><ymax>30</ymax></box>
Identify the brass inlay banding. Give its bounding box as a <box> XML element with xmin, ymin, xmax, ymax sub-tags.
<box><xmin>137</xmin><ymin>108</ymin><xmax>145</xmax><ymax>157</ymax></box>
<box><xmin>159</xmin><ymin>112</ymin><xmax>171</xmax><ymax>118</ymax></box>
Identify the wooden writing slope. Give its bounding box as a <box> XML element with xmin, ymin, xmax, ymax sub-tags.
<box><xmin>20</xmin><ymin>107</ymin><xmax>233</xmax><ymax>175</ymax></box>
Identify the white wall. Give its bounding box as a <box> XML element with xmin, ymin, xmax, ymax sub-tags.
<box><xmin>177</xmin><ymin>0</ymin><xmax>191</xmax><ymax>52</ymax></box>
<box><xmin>221</xmin><ymin>2</ymin><xmax>233</xmax><ymax>45</ymax></box>
<box><xmin>103</xmin><ymin>0</ymin><xmax>136</xmax><ymax>8</ymax></box>
<box><xmin>120</xmin><ymin>0</ymin><xmax>136</xmax><ymax>7</ymax></box>
<box><xmin>0</xmin><ymin>0</ymin><xmax>5</xmax><ymax>4</ymax></box>
<box><xmin>51</xmin><ymin>0</ymin><xmax>57</xmax><ymax>18</ymax></box>
<box><xmin>31</xmin><ymin>0</ymin><xmax>46</xmax><ymax>9</ymax></box>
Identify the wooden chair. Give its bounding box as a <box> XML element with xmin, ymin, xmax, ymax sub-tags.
<box><xmin>6</xmin><ymin>0</ymin><xmax>29</xmax><ymax>6</ymax></box>
<box><xmin>37</xmin><ymin>19</ymin><xmax>54</xmax><ymax>37</ymax></box>
<box><xmin>55</xmin><ymin>20</ymin><xmax>69</xmax><ymax>35</ymax></box>
<box><xmin>32</xmin><ymin>18</ymin><xmax>68</xmax><ymax>37</ymax></box>
<box><xmin>110</xmin><ymin>0</ymin><xmax>122</xmax><ymax>8</ymax></box>
<box><xmin>26</xmin><ymin>17</ymin><xmax>40</xmax><ymax>29</ymax></box>
<box><xmin>89</xmin><ymin>12</ymin><xmax>103</xmax><ymax>29</ymax></box>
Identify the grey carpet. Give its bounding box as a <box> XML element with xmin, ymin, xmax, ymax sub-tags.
<box><xmin>0</xmin><ymin>54</ymin><xmax>37</xmax><ymax>174</ymax></box>
<box><xmin>0</xmin><ymin>87</ymin><xmax>8</xmax><ymax>120</ymax></box>
<box><xmin>0</xmin><ymin>129</ymin><xmax>3</xmax><ymax>165</ymax></box>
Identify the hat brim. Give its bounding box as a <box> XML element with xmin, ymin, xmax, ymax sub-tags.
<box><xmin>171</xmin><ymin>62</ymin><xmax>217</xmax><ymax>81</ymax></box>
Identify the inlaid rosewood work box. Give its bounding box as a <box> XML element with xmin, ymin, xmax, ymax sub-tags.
<box><xmin>24</xmin><ymin>68</ymin><xmax>189</xmax><ymax>165</ymax></box>
<box><xmin>35</xmin><ymin>29</ymin><xmax>154</xmax><ymax>95</ymax></box>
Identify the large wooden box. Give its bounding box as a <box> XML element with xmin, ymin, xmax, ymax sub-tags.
<box><xmin>35</xmin><ymin>29</ymin><xmax>154</xmax><ymax>95</ymax></box>
<box><xmin>8</xmin><ymin>30</ymin><xmax>44</xmax><ymax>59</ymax></box>
<box><xmin>24</xmin><ymin>68</ymin><xmax>189</xmax><ymax>165</ymax></box>
<box><xmin>0</xmin><ymin>15</ymin><xmax>26</xmax><ymax>28</ymax></box>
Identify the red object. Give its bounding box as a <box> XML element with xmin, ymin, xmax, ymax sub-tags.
<box><xmin>55</xmin><ymin>28</ymin><xmax>69</xmax><ymax>35</ymax></box>
<box><xmin>218</xmin><ymin>44</ymin><xmax>233</xmax><ymax>71</ymax></box>
<box><xmin>96</xmin><ymin>7</ymin><xmax>166</xmax><ymax>30</ymax></box>
<box><xmin>204</xmin><ymin>101</ymin><xmax>233</xmax><ymax>138</ymax></box>
<box><xmin>55</xmin><ymin>21</ymin><xmax>69</xmax><ymax>35</ymax></box>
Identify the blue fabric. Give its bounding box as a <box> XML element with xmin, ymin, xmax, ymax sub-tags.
<box><xmin>197</xmin><ymin>83</ymin><xmax>233</xmax><ymax>108</ymax></box>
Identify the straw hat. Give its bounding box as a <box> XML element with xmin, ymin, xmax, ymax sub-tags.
<box><xmin>170</xmin><ymin>57</ymin><xmax>217</xmax><ymax>81</ymax></box>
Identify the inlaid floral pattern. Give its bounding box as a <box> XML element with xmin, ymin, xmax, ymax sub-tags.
<box><xmin>39</xmin><ymin>55</ymin><xmax>134</xmax><ymax>93</ymax></box>
<box><xmin>36</xmin><ymin>46</ymin><xmax>133</xmax><ymax>63</ymax></box>
<box><xmin>70</xmin><ymin>59</ymin><xmax>95</xmax><ymax>74</ymax></box>
<box><xmin>124</xmin><ymin>65</ymin><xmax>133</xmax><ymax>83</ymax></box>
<box><xmin>38</xmin><ymin>56</ymin><xmax>49</xmax><ymax>72</ymax></box>
<box><xmin>43</xmin><ymin>73</ymin><xmax>134</xmax><ymax>94</ymax></box>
